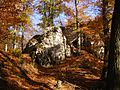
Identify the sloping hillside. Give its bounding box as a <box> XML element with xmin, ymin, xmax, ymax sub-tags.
<box><xmin>0</xmin><ymin>50</ymin><xmax>105</xmax><ymax>90</ymax></box>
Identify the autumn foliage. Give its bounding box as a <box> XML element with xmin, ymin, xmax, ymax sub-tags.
<box><xmin>0</xmin><ymin>49</ymin><xmax>106</xmax><ymax>90</ymax></box>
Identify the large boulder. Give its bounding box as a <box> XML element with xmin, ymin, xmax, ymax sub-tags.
<box><xmin>23</xmin><ymin>26</ymin><xmax>71</xmax><ymax>67</ymax></box>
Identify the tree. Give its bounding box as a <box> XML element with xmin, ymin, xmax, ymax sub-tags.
<box><xmin>0</xmin><ymin>0</ymin><xmax>33</xmax><ymax>51</ymax></box>
<box><xmin>106</xmin><ymin>0</ymin><xmax>120</xmax><ymax>89</ymax></box>
<box><xmin>101</xmin><ymin>0</ymin><xmax>109</xmax><ymax>80</ymax></box>
<box><xmin>75</xmin><ymin>0</ymin><xmax>81</xmax><ymax>54</ymax></box>
<box><xmin>90</xmin><ymin>0</ymin><xmax>115</xmax><ymax>80</ymax></box>
<box><xmin>102</xmin><ymin>0</ymin><xmax>109</xmax><ymax>61</ymax></box>
<box><xmin>37</xmin><ymin>0</ymin><xmax>65</xmax><ymax>28</ymax></box>
<box><xmin>75</xmin><ymin>0</ymin><xmax>79</xmax><ymax>29</ymax></box>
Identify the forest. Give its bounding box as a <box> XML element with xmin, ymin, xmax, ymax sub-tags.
<box><xmin>0</xmin><ymin>0</ymin><xmax>120</xmax><ymax>90</ymax></box>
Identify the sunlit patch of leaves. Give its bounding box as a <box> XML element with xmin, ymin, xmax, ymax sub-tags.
<box><xmin>0</xmin><ymin>49</ymin><xmax>105</xmax><ymax>89</ymax></box>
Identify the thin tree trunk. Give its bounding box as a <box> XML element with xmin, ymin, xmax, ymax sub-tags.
<box><xmin>49</xmin><ymin>0</ymin><xmax>54</xmax><ymax>26</ymax></box>
<box><xmin>75</xmin><ymin>0</ymin><xmax>80</xmax><ymax>54</ymax></box>
<box><xmin>13</xmin><ymin>26</ymin><xmax>16</xmax><ymax>50</ymax></box>
<box><xmin>75</xmin><ymin>0</ymin><xmax>79</xmax><ymax>29</ymax></box>
<box><xmin>43</xmin><ymin>1</ymin><xmax>48</xmax><ymax>28</ymax></box>
<box><xmin>102</xmin><ymin>0</ymin><xmax>109</xmax><ymax>60</ymax></box>
<box><xmin>21</xmin><ymin>26</ymin><xmax>24</xmax><ymax>51</ymax></box>
<box><xmin>106</xmin><ymin>0</ymin><xmax>120</xmax><ymax>89</ymax></box>
<box><xmin>101</xmin><ymin>0</ymin><xmax>109</xmax><ymax>80</ymax></box>
<box><xmin>5</xmin><ymin>44</ymin><xmax>8</xmax><ymax>52</ymax></box>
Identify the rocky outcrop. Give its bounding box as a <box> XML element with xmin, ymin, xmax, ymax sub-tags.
<box><xmin>23</xmin><ymin>26</ymin><xmax>72</xmax><ymax>67</ymax></box>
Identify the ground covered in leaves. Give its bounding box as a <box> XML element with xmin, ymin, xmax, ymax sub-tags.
<box><xmin>0</xmin><ymin>50</ymin><xmax>105</xmax><ymax>90</ymax></box>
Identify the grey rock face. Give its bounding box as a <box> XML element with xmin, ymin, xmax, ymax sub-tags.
<box><xmin>23</xmin><ymin>26</ymin><xmax>71</xmax><ymax>67</ymax></box>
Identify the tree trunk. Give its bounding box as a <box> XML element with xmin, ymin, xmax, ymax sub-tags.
<box><xmin>43</xmin><ymin>1</ymin><xmax>48</xmax><ymax>28</ymax></box>
<box><xmin>101</xmin><ymin>0</ymin><xmax>109</xmax><ymax>80</ymax></box>
<box><xmin>21</xmin><ymin>27</ymin><xmax>24</xmax><ymax>51</ymax></box>
<box><xmin>102</xmin><ymin>0</ymin><xmax>109</xmax><ymax>61</ymax></box>
<box><xmin>106</xmin><ymin>0</ymin><xmax>120</xmax><ymax>89</ymax></box>
<box><xmin>75</xmin><ymin>0</ymin><xmax>80</xmax><ymax>54</ymax></box>
<box><xmin>13</xmin><ymin>27</ymin><xmax>17</xmax><ymax>50</ymax></box>
<box><xmin>5</xmin><ymin>44</ymin><xmax>8</xmax><ymax>52</ymax></box>
<box><xmin>49</xmin><ymin>0</ymin><xmax>54</xmax><ymax>26</ymax></box>
<box><xmin>75</xmin><ymin>0</ymin><xmax>79</xmax><ymax>29</ymax></box>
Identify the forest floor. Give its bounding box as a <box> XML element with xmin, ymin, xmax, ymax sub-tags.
<box><xmin>0</xmin><ymin>50</ymin><xmax>106</xmax><ymax>90</ymax></box>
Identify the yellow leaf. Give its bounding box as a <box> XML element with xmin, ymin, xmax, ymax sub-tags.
<box><xmin>21</xmin><ymin>0</ymin><xmax>26</xmax><ymax>2</ymax></box>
